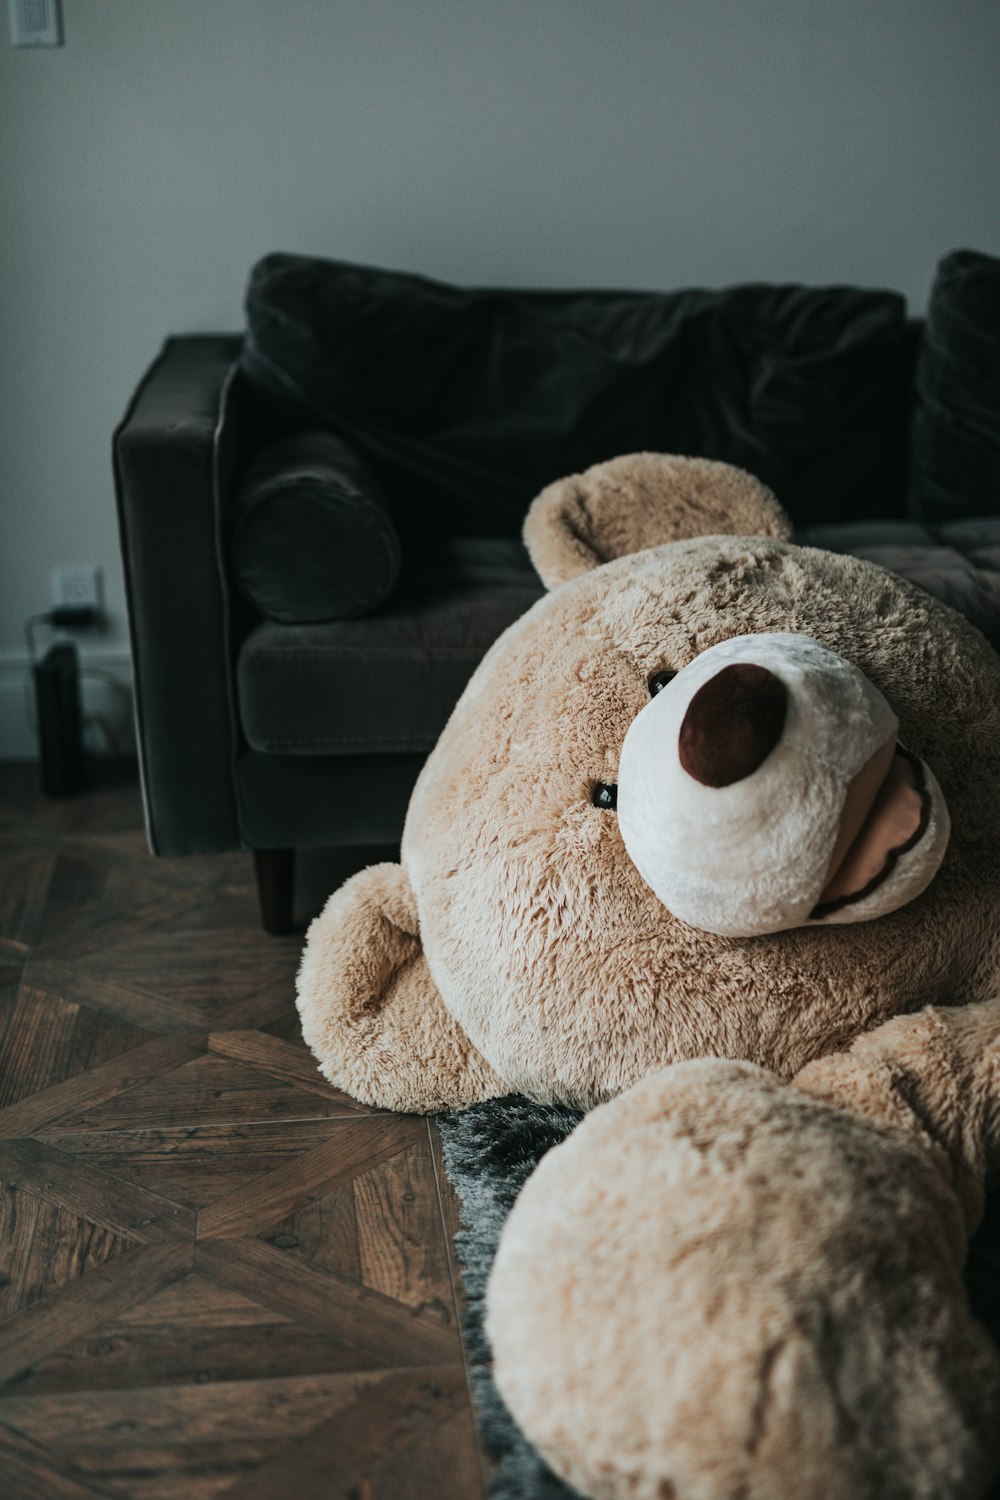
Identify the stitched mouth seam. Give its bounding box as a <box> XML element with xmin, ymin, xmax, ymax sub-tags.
<box><xmin>809</xmin><ymin>746</ymin><xmax>932</xmax><ymax>919</ymax></box>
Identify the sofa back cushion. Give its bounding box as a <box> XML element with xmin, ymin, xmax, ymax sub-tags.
<box><xmin>240</xmin><ymin>252</ymin><xmax>911</xmax><ymax>537</ymax></box>
<box><xmin>910</xmin><ymin>249</ymin><xmax>1000</xmax><ymax>521</ymax></box>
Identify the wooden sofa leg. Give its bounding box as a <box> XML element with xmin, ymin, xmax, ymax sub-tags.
<box><xmin>253</xmin><ymin>848</ymin><xmax>295</xmax><ymax>935</ymax></box>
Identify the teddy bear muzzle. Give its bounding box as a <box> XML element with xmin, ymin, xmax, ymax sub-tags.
<box><xmin>617</xmin><ymin>633</ymin><xmax>951</xmax><ymax>937</ymax></box>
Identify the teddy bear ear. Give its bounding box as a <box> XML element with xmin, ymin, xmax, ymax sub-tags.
<box><xmin>523</xmin><ymin>453</ymin><xmax>793</xmax><ymax>589</ymax></box>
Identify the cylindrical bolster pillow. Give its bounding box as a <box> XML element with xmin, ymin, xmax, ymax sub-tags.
<box><xmin>232</xmin><ymin>432</ymin><xmax>401</xmax><ymax>622</ymax></box>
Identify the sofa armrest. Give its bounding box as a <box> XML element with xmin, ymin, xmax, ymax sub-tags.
<box><xmin>113</xmin><ymin>335</ymin><xmax>245</xmax><ymax>855</ymax></box>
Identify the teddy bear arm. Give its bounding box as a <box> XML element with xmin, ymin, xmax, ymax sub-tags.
<box><xmin>795</xmin><ymin>998</ymin><xmax>1000</xmax><ymax>1235</ymax></box>
<box><xmin>487</xmin><ymin>1054</ymin><xmax>1000</xmax><ymax>1500</ymax></box>
<box><xmin>296</xmin><ymin>862</ymin><xmax>508</xmax><ymax>1113</ymax></box>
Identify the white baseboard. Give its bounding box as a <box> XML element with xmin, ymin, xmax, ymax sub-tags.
<box><xmin>0</xmin><ymin>646</ymin><xmax>135</xmax><ymax>761</ymax></box>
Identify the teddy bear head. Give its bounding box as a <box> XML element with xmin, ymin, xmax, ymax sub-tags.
<box><xmin>299</xmin><ymin>455</ymin><xmax>1000</xmax><ymax>1112</ymax></box>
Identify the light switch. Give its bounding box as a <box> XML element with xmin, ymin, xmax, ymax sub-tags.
<box><xmin>8</xmin><ymin>0</ymin><xmax>62</xmax><ymax>47</ymax></box>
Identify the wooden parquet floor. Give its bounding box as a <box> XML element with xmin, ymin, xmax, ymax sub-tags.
<box><xmin>0</xmin><ymin>762</ymin><xmax>485</xmax><ymax>1500</ymax></box>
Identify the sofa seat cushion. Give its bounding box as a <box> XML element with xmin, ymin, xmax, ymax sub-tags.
<box><xmin>796</xmin><ymin>517</ymin><xmax>1000</xmax><ymax>647</ymax></box>
<box><xmin>238</xmin><ymin>522</ymin><xmax>1000</xmax><ymax>761</ymax></box>
<box><xmin>237</xmin><ymin>543</ymin><xmax>543</xmax><ymax>755</ymax></box>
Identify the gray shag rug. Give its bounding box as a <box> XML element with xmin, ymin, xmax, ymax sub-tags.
<box><xmin>437</xmin><ymin>1095</ymin><xmax>1000</xmax><ymax>1500</ymax></box>
<box><xmin>438</xmin><ymin>1097</ymin><xmax>582</xmax><ymax>1500</ymax></box>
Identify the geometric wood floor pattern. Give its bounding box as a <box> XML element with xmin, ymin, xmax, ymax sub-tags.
<box><xmin>0</xmin><ymin>763</ymin><xmax>485</xmax><ymax>1500</ymax></box>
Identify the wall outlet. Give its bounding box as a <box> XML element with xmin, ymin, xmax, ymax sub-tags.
<box><xmin>8</xmin><ymin>0</ymin><xmax>62</xmax><ymax>47</ymax></box>
<box><xmin>52</xmin><ymin>565</ymin><xmax>102</xmax><ymax>611</ymax></box>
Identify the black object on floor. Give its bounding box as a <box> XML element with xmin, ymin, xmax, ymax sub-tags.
<box><xmin>438</xmin><ymin>1097</ymin><xmax>582</xmax><ymax>1500</ymax></box>
<box><xmin>34</xmin><ymin>641</ymin><xmax>84</xmax><ymax>796</ymax></box>
<box><xmin>438</xmin><ymin>1093</ymin><xmax>1000</xmax><ymax>1500</ymax></box>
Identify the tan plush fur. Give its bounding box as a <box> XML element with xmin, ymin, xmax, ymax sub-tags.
<box><xmin>296</xmin><ymin>452</ymin><xmax>1000</xmax><ymax>1499</ymax></box>
<box><xmin>297</xmin><ymin>863</ymin><xmax>505</xmax><ymax>1112</ymax></box>
<box><xmin>403</xmin><ymin>541</ymin><xmax>1000</xmax><ymax>1108</ymax></box>
<box><xmin>487</xmin><ymin>999</ymin><xmax>1000</xmax><ymax>1500</ymax></box>
<box><xmin>297</xmin><ymin>454</ymin><xmax>1000</xmax><ymax>1113</ymax></box>
<box><xmin>525</xmin><ymin>453</ymin><xmax>793</xmax><ymax>588</ymax></box>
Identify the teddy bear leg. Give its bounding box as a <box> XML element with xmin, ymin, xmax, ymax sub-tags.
<box><xmin>296</xmin><ymin>861</ymin><xmax>508</xmax><ymax>1113</ymax></box>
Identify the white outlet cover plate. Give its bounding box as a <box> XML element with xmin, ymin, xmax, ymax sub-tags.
<box><xmin>9</xmin><ymin>0</ymin><xmax>62</xmax><ymax>48</ymax></box>
<box><xmin>52</xmin><ymin>566</ymin><xmax>102</xmax><ymax>610</ymax></box>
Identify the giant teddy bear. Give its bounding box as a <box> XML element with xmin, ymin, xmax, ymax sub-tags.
<box><xmin>297</xmin><ymin>455</ymin><xmax>1000</xmax><ymax>1500</ymax></box>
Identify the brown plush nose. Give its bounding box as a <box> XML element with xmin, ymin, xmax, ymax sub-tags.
<box><xmin>679</xmin><ymin>663</ymin><xmax>788</xmax><ymax>787</ymax></box>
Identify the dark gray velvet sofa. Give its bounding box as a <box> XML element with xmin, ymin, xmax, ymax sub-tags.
<box><xmin>113</xmin><ymin>250</ymin><xmax>1000</xmax><ymax>931</ymax></box>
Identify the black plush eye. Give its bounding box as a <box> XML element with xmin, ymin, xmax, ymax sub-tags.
<box><xmin>591</xmin><ymin>781</ymin><xmax>618</xmax><ymax>810</ymax></box>
<box><xmin>649</xmin><ymin>669</ymin><xmax>677</xmax><ymax>696</ymax></box>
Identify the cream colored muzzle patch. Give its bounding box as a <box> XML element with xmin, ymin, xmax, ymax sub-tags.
<box><xmin>617</xmin><ymin>633</ymin><xmax>950</xmax><ymax>937</ymax></box>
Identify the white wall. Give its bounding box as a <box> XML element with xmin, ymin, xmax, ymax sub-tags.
<box><xmin>2</xmin><ymin>0</ymin><xmax>998</xmax><ymax>752</ymax></box>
